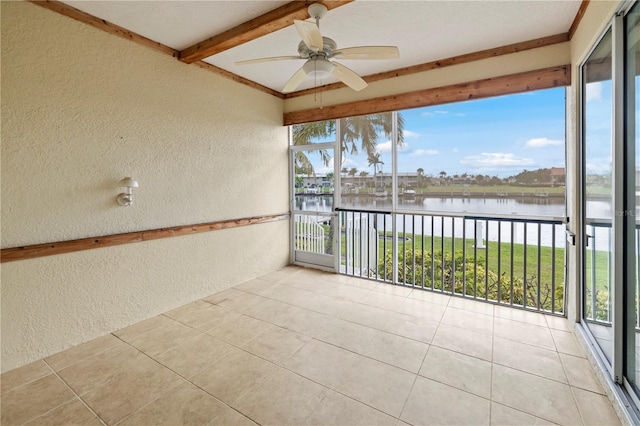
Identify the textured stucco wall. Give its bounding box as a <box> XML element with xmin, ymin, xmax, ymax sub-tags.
<box><xmin>284</xmin><ymin>41</ymin><xmax>570</xmax><ymax>113</ymax></box>
<box><xmin>1</xmin><ymin>2</ymin><xmax>289</xmax><ymax>371</ymax></box>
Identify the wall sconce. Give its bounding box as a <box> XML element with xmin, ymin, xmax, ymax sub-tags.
<box><xmin>116</xmin><ymin>177</ymin><xmax>139</xmax><ymax>207</ymax></box>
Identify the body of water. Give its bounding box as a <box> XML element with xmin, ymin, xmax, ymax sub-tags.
<box><xmin>294</xmin><ymin>195</ymin><xmax>612</xmax><ymax>250</ymax></box>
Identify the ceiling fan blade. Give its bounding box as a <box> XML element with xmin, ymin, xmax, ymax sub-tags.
<box><xmin>331</xmin><ymin>62</ymin><xmax>367</xmax><ymax>91</ymax></box>
<box><xmin>282</xmin><ymin>67</ymin><xmax>309</xmax><ymax>93</ymax></box>
<box><xmin>294</xmin><ymin>20</ymin><xmax>323</xmax><ymax>51</ymax></box>
<box><xmin>333</xmin><ymin>46</ymin><xmax>400</xmax><ymax>60</ymax></box>
<box><xmin>235</xmin><ymin>56</ymin><xmax>301</xmax><ymax>65</ymax></box>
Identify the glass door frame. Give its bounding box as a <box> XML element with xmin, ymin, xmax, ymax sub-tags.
<box><xmin>290</xmin><ymin>139</ymin><xmax>339</xmax><ymax>271</ymax></box>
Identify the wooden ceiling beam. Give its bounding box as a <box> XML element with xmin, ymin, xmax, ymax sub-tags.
<box><xmin>179</xmin><ymin>0</ymin><xmax>353</xmax><ymax>64</ymax></box>
<box><xmin>283</xmin><ymin>65</ymin><xmax>571</xmax><ymax>125</ymax></box>
<box><xmin>285</xmin><ymin>32</ymin><xmax>569</xmax><ymax>98</ymax></box>
<box><xmin>569</xmin><ymin>0</ymin><xmax>590</xmax><ymax>40</ymax></box>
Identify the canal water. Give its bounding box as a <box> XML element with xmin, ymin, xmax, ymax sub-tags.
<box><xmin>294</xmin><ymin>195</ymin><xmax>612</xmax><ymax>250</ymax></box>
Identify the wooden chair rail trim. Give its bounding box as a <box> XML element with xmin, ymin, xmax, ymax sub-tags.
<box><xmin>1</xmin><ymin>213</ymin><xmax>290</xmax><ymax>263</ymax></box>
<box><xmin>283</xmin><ymin>65</ymin><xmax>571</xmax><ymax>126</ymax></box>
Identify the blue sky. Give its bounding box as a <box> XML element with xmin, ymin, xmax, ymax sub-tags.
<box><xmin>337</xmin><ymin>87</ymin><xmax>567</xmax><ymax>178</ymax></box>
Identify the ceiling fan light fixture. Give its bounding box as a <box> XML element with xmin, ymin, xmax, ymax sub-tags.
<box><xmin>303</xmin><ymin>57</ymin><xmax>334</xmax><ymax>79</ymax></box>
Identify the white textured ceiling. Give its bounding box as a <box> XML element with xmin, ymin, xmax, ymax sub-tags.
<box><xmin>62</xmin><ymin>1</ymin><xmax>581</xmax><ymax>93</ymax></box>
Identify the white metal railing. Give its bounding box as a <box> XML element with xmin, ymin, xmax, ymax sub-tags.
<box><xmin>337</xmin><ymin>208</ymin><xmax>566</xmax><ymax>314</ymax></box>
<box><xmin>344</xmin><ymin>213</ymin><xmax>379</xmax><ymax>275</ymax></box>
<box><xmin>294</xmin><ymin>214</ymin><xmax>326</xmax><ymax>254</ymax></box>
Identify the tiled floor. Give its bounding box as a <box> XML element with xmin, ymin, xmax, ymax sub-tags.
<box><xmin>1</xmin><ymin>266</ymin><xmax>622</xmax><ymax>425</ymax></box>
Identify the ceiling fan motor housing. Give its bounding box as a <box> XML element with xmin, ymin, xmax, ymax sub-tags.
<box><xmin>297</xmin><ymin>37</ymin><xmax>337</xmax><ymax>59</ymax></box>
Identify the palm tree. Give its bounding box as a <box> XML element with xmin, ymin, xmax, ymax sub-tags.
<box><xmin>348</xmin><ymin>167</ymin><xmax>358</xmax><ymax>177</ymax></box>
<box><xmin>417</xmin><ymin>168</ymin><xmax>424</xmax><ymax>188</ymax></box>
<box><xmin>292</xmin><ymin>113</ymin><xmax>405</xmax><ymax>254</ymax></box>
<box><xmin>292</xmin><ymin>113</ymin><xmax>405</xmax><ymax>175</ymax></box>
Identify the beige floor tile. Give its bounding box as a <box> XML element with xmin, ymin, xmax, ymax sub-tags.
<box><xmin>545</xmin><ymin>315</ymin><xmax>573</xmax><ymax>332</ymax></box>
<box><xmin>407</xmin><ymin>288</ymin><xmax>451</xmax><ymax>305</ymax></box>
<box><xmin>494</xmin><ymin>305</ymin><xmax>548</xmax><ymax>327</ymax></box>
<box><xmin>276</xmin><ymin>306</ymin><xmax>333</xmax><ymax>335</ymax></box>
<box><xmin>377</xmin><ymin>316</ymin><xmax>439</xmax><ymax>344</ymax></box>
<box><xmin>209</xmin><ymin>407</ymin><xmax>258</xmax><ymax>426</ymax></box>
<box><xmin>316</xmin><ymin>283</ymin><xmax>371</xmax><ymax>303</ymax></box>
<box><xmin>341</xmin><ymin>276</ymin><xmax>381</xmax><ymax>290</ymax></box>
<box><xmin>493</xmin><ymin>337</ymin><xmax>567</xmax><ymax>383</ymax></box>
<box><xmin>164</xmin><ymin>300</ymin><xmax>240</xmax><ymax>332</ymax></box>
<box><xmin>282</xmin><ymin>339</ymin><xmax>361</xmax><ymax>388</ymax></box>
<box><xmin>113</xmin><ymin>315</ymin><xmax>173</xmax><ymax>342</ymax></box>
<box><xmin>491</xmin><ymin>364</ymin><xmax>582</xmax><ymax>425</ymax></box>
<box><xmin>551</xmin><ymin>328</ymin><xmax>586</xmax><ymax>357</ymax></box>
<box><xmin>44</xmin><ymin>334</ymin><xmax>121</xmax><ymax>372</ymax></box>
<box><xmin>57</xmin><ymin>342</ymin><xmax>148</xmax><ymax>395</ymax></box>
<box><xmin>419</xmin><ymin>346</ymin><xmax>492</xmax><ymax>398</ymax></box>
<box><xmin>310</xmin><ymin>316</ymin><xmax>378</xmax><ymax>354</ymax></box>
<box><xmin>202</xmin><ymin>288</ymin><xmax>244</xmax><ymax>305</ymax></box>
<box><xmin>359</xmin><ymin>291</ymin><xmax>408</xmax><ymax>311</ymax></box>
<box><xmin>490</xmin><ymin>402</ymin><xmax>555</xmax><ymax>426</ymax></box>
<box><xmin>447</xmin><ymin>297</ymin><xmax>494</xmax><ymax>315</ymax></box>
<box><xmin>26</xmin><ymin>398</ymin><xmax>102</xmax><ymax>426</ymax></box>
<box><xmin>305</xmin><ymin>389</ymin><xmax>397</xmax><ymax>426</ymax></box>
<box><xmin>401</xmin><ymin>376</ymin><xmax>490</xmax><ymax>425</ymax></box>
<box><xmin>320</xmin><ymin>272</ymin><xmax>358</xmax><ymax>284</ymax></box>
<box><xmin>241</xmin><ymin>326</ymin><xmax>310</xmax><ymax>364</ymax></box>
<box><xmin>233</xmin><ymin>368</ymin><xmax>325</xmax><ymax>425</ymax></box>
<box><xmin>206</xmin><ymin>314</ymin><xmax>273</xmax><ymax>347</ymax></box>
<box><xmin>333</xmin><ymin>355</ymin><xmax>415</xmax><ymax>417</ymax></box>
<box><xmin>164</xmin><ymin>300</ymin><xmax>215</xmax><ymax>321</ymax></box>
<box><xmin>572</xmin><ymin>387</ymin><xmax>621</xmax><ymax>426</ymax></box>
<box><xmin>81</xmin><ymin>356</ymin><xmax>183</xmax><ymax>425</ymax></box>
<box><xmin>431</xmin><ymin>324</ymin><xmax>493</xmax><ymax>361</ymax></box>
<box><xmin>373</xmin><ymin>282</ymin><xmax>415</xmax><ymax>297</ymax></box>
<box><xmin>190</xmin><ymin>347</ymin><xmax>277</xmax><ymax>405</ymax></box>
<box><xmin>1</xmin><ymin>359</ymin><xmax>51</xmax><ymax>394</ymax></box>
<box><xmin>128</xmin><ymin>321</ymin><xmax>201</xmax><ymax>358</ymax></box>
<box><xmin>239</xmin><ymin>298</ymin><xmax>300</xmax><ymax>324</ymax></box>
<box><xmin>119</xmin><ymin>382</ymin><xmax>226</xmax><ymax>426</ymax></box>
<box><xmin>233</xmin><ymin>277</ymin><xmax>279</xmax><ymax>294</ymax></box>
<box><xmin>259</xmin><ymin>269</ymin><xmax>295</xmax><ymax>283</ymax></box>
<box><xmin>441</xmin><ymin>306</ymin><xmax>494</xmax><ymax>335</ymax></box>
<box><xmin>155</xmin><ymin>334</ymin><xmax>234</xmax><ymax>378</ymax></box>
<box><xmin>216</xmin><ymin>291</ymin><xmax>271</xmax><ymax>314</ymax></box>
<box><xmin>493</xmin><ymin>317</ymin><xmax>556</xmax><ymax>351</ymax></box>
<box><xmin>559</xmin><ymin>353</ymin><xmax>604</xmax><ymax>394</ymax></box>
<box><xmin>396</xmin><ymin>298</ymin><xmax>448</xmax><ymax>322</ymax></box>
<box><xmin>360</xmin><ymin>331</ymin><xmax>429</xmax><ymax>373</ymax></box>
<box><xmin>1</xmin><ymin>374</ymin><xmax>75</xmax><ymax>425</ymax></box>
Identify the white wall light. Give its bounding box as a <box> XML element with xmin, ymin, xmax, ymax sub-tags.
<box><xmin>116</xmin><ymin>177</ymin><xmax>139</xmax><ymax>207</ymax></box>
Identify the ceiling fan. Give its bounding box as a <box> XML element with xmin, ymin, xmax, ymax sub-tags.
<box><xmin>235</xmin><ymin>3</ymin><xmax>399</xmax><ymax>93</ymax></box>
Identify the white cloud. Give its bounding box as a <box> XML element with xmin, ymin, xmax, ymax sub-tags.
<box><xmin>525</xmin><ymin>137</ymin><xmax>564</xmax><ymax>148</ymax></box>
<box><xmin>403</xmin><ymin>130</ymin><xmax>420</xmax><ymax>138</ymax></box>
<box><xmin>586</xmin><ymin>82</ymin><xmax>602</xmax><ymax>102</ymax></box>
<box><xmin>460</xmin><ymin>152</ymin><xmax>535</xmax><ymax>167</ymax></box>
<box><xmin>376</xmin><ymin>140</ymin><xmax>408</xmax><ymax>153</ymax></box>
<box><xmin>420</xmin><ymin>110</ymin><xmax>448</xmax><ymax>117</ymax></box>
<box><xmin>413</xmin><ymin>149</ymin><xmax>439</xmax><ymax>156</ymax></box>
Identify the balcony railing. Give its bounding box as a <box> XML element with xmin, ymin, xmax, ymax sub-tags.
<box><xmin>338</xmin><ymin>208</ymin><xmax>566</xmax><ymax>314</ymax></box>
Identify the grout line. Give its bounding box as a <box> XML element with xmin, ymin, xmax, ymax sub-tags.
<box><xmin>40</xmin><ymin>360</ymin><xmax>108</xmax><ymax>426</ymax></box>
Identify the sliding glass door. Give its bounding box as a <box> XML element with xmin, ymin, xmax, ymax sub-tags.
<box><xmin>625</xmin><ymin>2</ymin><xmax>640</xmax><ymax>398</ymax></box>
<box><xmin>582</xmin><ymin>28</ymin><xmax>613</xmax><ymax>368</ymax></box>
<box><xmin>581</xmin><ymin>3</ymin><xmax>640</xmax><ymax>411</ymax></box>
